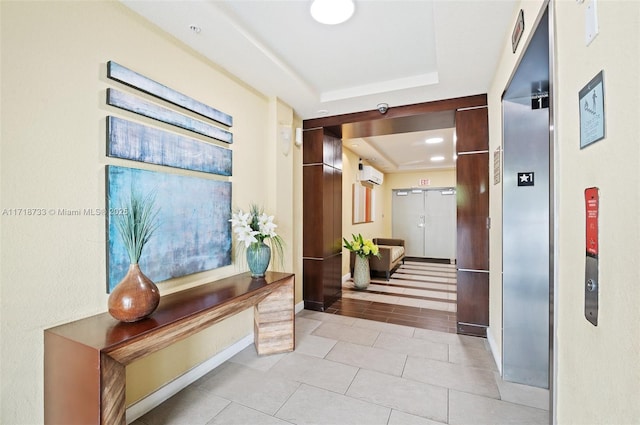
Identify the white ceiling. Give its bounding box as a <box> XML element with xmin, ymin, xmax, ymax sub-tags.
<box><xmin>121</xmin><ymin>0</ymin><xmax>519</xmax><ymax>172</ymax></box>
<box><xmin>347</xmin><ymin>127</ymin><xmax>458</xmax><ymax>173</ymax></box>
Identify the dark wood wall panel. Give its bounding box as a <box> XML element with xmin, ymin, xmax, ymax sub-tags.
<box><xmin>322</xmin><ymin>165</ymin><xmax>336</xmax><ymax>257</ymax></box>
<box><xmin>455</xmin><ymin>106</ymin><xmax>489</xmax><ymax>336</ymax></box>
<box><xmin>323</xmin><ymin>254</ymin><xmax>342</xmax><ymax>307</ymax></box>
<box><xmin>332</xmin><ymin>168</ymin><xmax>342</xmax><ymax>253</ymax></box>
<box><xmin>302</xmin><ymin>165</ymin><xmax>323</xmax><ymax>259</ymax></box>
<box><xmin>455</xmin><ymin>107</ymin><xmax>489</xmax><ymax>152</ymax></box>
<box><xmin>331</xmin><ymin>136</ymin><xmax>343</xmax><ymax>170</ymax></box>
<box><xmin>456</xmin><ymin>271</ymin><xmax>489</xmax><ymax>332</ymax></box>
<box><xmin>304</xmin><ymin>94</ymin><xmax>487</xmax><ymax>129</ymax></box>
<box><xmin>302</xmin><ymin>129</ymin><xmax>342</xmax><ymax>311</ymax></box>
<box><xmin>302</xmin><ymin>128</ymin><xmax>324</xmax><ymax>164</ymax></box>
<box><xmin>456</xmin><ymin>153</ymin><xmax>489</xmax><ymax>271</ymax></box>
<box><xmin>303</xmin><ymin>259</ymin><xmax>324</xmax><ymax>310</ymax></box>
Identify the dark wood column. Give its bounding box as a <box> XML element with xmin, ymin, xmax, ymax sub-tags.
<box><xmin>455</xmin><ymin>106</ymin><xmax>490</xmax><ymax>336</ymax></box>
<box><xmin>302</xmin><ymin>128</ymin><xmax>342</xmax><ymax>311</ymax></box>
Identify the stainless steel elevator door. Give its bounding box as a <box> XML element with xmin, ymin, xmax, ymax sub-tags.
<box><xmin>501</xmin><ymin>7</ymin><xmax>551</xmax><ymax>390</ymax></box>
<box><xmin>503</xmin><ymin>100</ymin><xmax>550</xmax><ymax>389</ymax></box>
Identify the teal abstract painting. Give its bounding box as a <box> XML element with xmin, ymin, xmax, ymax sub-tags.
<box><xmin>106</xmin><ymin>165</ymin><xmax>231</xmax><ymax>292</ymax></box>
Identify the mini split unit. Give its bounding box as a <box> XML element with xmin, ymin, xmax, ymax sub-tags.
<box><xmin>360</xmin><ymin>165</ymin><xmax>383</xmax><ymax>185</ymax></box>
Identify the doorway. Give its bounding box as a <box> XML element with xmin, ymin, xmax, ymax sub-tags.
<box><xmin>502</xmin><ymin>8</ymin><xmax>552</xmax><ymax>390</ymax></box>
<box><xmin>392</xmin><ymin>188</ymin><xmax>456</xmax><ymax>261</ymax></box>
<box><xmin>302</xmin><ymin>94</ymin><xmax>488</xmax><ymax>333</ymax></box>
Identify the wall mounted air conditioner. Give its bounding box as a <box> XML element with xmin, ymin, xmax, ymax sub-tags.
<box><xmin>360</xmin><ymin>165</ymin><xmax>383</xmax><ymax>185</ymax></box>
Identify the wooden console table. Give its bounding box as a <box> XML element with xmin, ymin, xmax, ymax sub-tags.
<box><xmin>44</xmin><ymin>272</ymin><xmax>295</xmax><ymax>425</ymax></box>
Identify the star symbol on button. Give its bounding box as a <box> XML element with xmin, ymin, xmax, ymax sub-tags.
<box><xmin>519</xmin><ymin>174</ymin><xmax>530</xmax><ymax>183</ymax></box>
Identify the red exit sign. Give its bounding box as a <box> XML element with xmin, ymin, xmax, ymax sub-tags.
<box><xmin>419</xmin><ymin>179</ymin><xmax>431</xmax><ymax>186</ymax></box>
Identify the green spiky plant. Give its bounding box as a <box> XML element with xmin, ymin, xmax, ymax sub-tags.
<box><xmin>113</xmin><ymin>190</ymin><xmax>160</xmax><ymax>264</ymax></box>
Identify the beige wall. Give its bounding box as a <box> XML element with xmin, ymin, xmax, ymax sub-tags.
<box><xmin>489</xmin><ymin>0</ymin><xmax>640</xmax><ymax>422</ymax></box>
<box><xmin>0</xmin><ymin>1</ymin><xmax>301</xmax><ymax>422</ymax></box>
<box><xmin>553</xmin><ymin>1</ymin><xmax>640</xmax><ymax>421</ymax></box>
<box><xmin>341</xmin><ymin>148</ymin><xmax>386</xmax><ymax>276</ymax></box>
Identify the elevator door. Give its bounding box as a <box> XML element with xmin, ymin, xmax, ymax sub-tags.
<box><xmin>392</xmin><ymin>189</ymin><xmax>456</xmax><ymax>260</ymax></box>
<box><xmin>502</xmin><ymin>9</ymin><xmax>551</xmax><ymax>389</ymax></box>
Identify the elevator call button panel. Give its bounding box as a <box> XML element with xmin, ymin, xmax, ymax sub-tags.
<box><xmin>585</xmin><ymin>187</ymin><xmax>599</xmax><ymax>326</ymax></box>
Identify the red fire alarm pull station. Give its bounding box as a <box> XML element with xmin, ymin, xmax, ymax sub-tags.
<box><xmin>585</xmin><ymin>187</ymin><xmax>599</xmax><ymax>326</ymax></box>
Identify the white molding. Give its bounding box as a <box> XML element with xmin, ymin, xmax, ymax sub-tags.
<box><xmin>342</xmin><ymin>273</ymin><xmax>351</xmax><ymax>283</ymax></box>
<box><xmin>295</xmin><ymin>300</ymin><xmax>304</xmax><ymax>314</ymax></box>
<box><xmin>125</xmin><ymin>333</ymin><xmax>254</xmax><ymax>424</ymax></box>
<box><xmin>486</xmin><ymin>326</ymin><xmax>502</xmax><ymax>374</ymax></box>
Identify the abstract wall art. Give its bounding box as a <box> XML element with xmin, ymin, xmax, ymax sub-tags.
<box><xmin>107</xmin><ymin>116</ymin><xmax>232</xmax><ymax>176</ymax></box>
<box><xmin>106</xmin><ymin>165</ymin><xmax>232</xmax><ymax>292</ymax></box>
<box><xmin>107</xmin><ymin>60</ymin><xmax>233</xmax><ymax>128</ymax></box>
<box><xmin>107</xmin><ymin>88</ymin><xmax>233</xmax><ymax>144</ymax></box>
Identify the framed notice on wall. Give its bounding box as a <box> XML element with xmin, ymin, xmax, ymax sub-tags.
<box><xmin>579</xmin><ymin>70</ymin><xmax>605</xmax><ymax>149</ymax></box>
<box><xmin>493</xmin><ymin>147</ymin><xmax>501</xmax><ymax>185</ymax></box>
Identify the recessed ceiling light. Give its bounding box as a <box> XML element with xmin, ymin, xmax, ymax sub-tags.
<box><xmin>317</xmin><ymin>109</ymin><xmax>329</xmax><ymax>115</ymax></box>
<box><xmin>425</xmin><ymin>137</ymin><xmax>444</xmax><ymax>144</ymax></box>
<box><xmin>351</xmin><ymin>143</ymin><xmax>359</xmax><ymax>147</ymax></box>
<box><xmin>310</xmin><ymin>0</ymin><xmax>355</xmax><ymax>25</ymax></box>
<box><xmin>430</xmin><ymin>156</ymin><xmax>445</xmax><ymax>162</ymax></box>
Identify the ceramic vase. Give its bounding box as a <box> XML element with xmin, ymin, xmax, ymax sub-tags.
<box><xmin>353</xmin><ymin>255</ymin><xmax>371</xmax><ymax>290</ymax></box>
<box><xmin>108</xmin><ymin>263</ymin><xmax>160</xmax><ymax>322</ymax></box>
<box><xmin>247</xmin><ymin>241</ymin><xmax>271</xmax><ymax>278</ymax></box>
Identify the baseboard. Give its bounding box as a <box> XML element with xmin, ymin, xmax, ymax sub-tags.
<box><xmin>342</xmin><ymin>273</ymin><xmax>351</xmax><ymax>283</ymax></box>
<box><xmin>125</xmin><ymin>333</ymin><xmax>254</xmax><ymax>424</ymax></box>
<box><xmin>486</xmin><ymin>326</ymin><xmax>502</xmax><ymax>374</ymax></box>
<box><xmin>295</xmin><ymin>300</ymin><xmax>304</xmax><ymax>314</ymax></box>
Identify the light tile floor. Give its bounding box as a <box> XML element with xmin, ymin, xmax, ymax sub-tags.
<box><xmin>132</xmin><ymin>310</ymin><xmax>549</xmax><ymax>425</ymax></box>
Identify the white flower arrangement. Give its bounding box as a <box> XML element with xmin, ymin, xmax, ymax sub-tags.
<box><xmin>229</xmin><ymin>204</ymin><xmax>284</xmax><ymax>268</ymax></box>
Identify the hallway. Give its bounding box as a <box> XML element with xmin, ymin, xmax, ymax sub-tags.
<box><xmin>132</xmin><ymin>311</ymin><xmax>549</xmax><ymax>425</ymax></box>
<box><xmin>328</xmin><ymin>261</ymin><xmax>457</xmax><ymax>333</ymax></box>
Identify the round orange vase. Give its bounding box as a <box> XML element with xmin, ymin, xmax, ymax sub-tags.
<box><xmin>108</xmin><ymin>264</ymin><xmax>160</xmax><ymax>322</ymax></box>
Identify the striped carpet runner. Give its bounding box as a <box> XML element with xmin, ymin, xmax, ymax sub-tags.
<box><xmin>342</xmin><ymin>261</ymin><xmax>457</xmax><ymax>313</ymax></box>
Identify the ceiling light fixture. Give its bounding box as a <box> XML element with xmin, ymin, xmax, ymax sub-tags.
<box><xmin>425</xmin><ymin>137</ymin><xmax>444</xmax><ymax>144</ymax></box>
<box><xmin>430</xmin><ymin>156</ymin><xmax>445</xmax><ymax>162</ymax></box>
<box><xmin>310</xmin><ymin>0</ymin><xmax>355</xmax><ymax>25</ymax></box>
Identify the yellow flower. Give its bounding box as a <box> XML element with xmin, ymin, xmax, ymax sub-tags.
<box><xmin>343</xmin><ymin>233</ymin><xmax>380</xmax><ymax>258</ymax></box>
